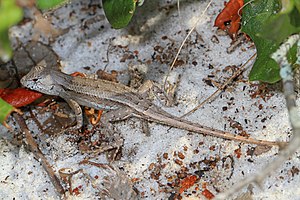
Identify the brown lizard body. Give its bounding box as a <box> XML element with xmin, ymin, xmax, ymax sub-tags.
<box><xmin>21</xmin><ymin>61</ymin><xmax>284</xmax><ymax>147</ymax></box>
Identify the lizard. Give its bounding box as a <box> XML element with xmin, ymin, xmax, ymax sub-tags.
<box><xmin>20</xmin><ymin>60</ymin><xmax>285</xmax><ymax>147</ymax></box>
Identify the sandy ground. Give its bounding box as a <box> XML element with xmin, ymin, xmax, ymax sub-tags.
<box><xmin>1</xmin><ymin>0</ymin><xmax>300</xmax><ymax>199</ymax></box>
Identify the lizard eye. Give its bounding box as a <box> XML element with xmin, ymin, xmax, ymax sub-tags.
<box><xmin>32</xmin><ymin>78</ymin><xmax>38</xmax><ymax>82</ymax></box>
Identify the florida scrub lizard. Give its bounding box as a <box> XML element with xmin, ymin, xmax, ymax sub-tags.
<box><xmin>20</xmin><ymin>60</ymin><xmax>284</xmax><ymax>147</ymax></box>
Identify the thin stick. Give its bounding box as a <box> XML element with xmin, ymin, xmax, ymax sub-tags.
<box><xmin>163</xmin><ymin>0</ymin><xmax>213</xmax><ymax>90</ymax></box>
<box><xmin>176</xmin><ymin>0</ymin><xmax>184</xmax><ymax>29</ymax></box>
<box><xmin>181</xmin><ymin>53</ymin><xmax>256</xmax><ymax>118</ymax></box>
<box><xmin>237</xmin><ymin>0</ymin><xmax>254</xmax><ymax>18</ymax></box>
<box><xmin>79</xmin><ymin>159</ymin><xmax>108</xmax><ymax>168</ymax></box>
<box><xmin>215</xmin><ymin>34</ymin><xmax>300</xmax><ymax>200</ymax></box>
<box><xmin>13</xmin><ymin>113</ymin><xmax>65</xmax><ymax>196</ymax></box>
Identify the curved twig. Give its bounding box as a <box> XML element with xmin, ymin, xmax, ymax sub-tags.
<box><xmin>216</xmin><ymin>34</ymin><xmax>300</xmax><ymax>200</ymax></box>
<box><xmin>163</xmin><ymin>0</ymin><xmax>213</xmax><ymax>90</ymax></box>
<box><xmin>181</xmin><ymin>53</ymin><xmax>256</xmax><ymax>118</ymax></box>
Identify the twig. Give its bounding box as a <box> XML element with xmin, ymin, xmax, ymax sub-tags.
<box><xmin>103</xmin><ymin>38</ymin><xmax>112</xmax><ymax>72</ymax></box>
<box><xmin>79</xmin><ymin>159</ymin><xmax>108</xmax><ymax>168</ymax></box>
<box><xmin>13</xmin><ymin>113</ymin><xmax>65</xmax><ymax>196</ymax></box>
<box><xmin>163</xmin><ymin>0</ymin><xmax>213</xmax><ymax>90</ymax></box>
<box><xmin>215</xmin><ymin>34</ymin><xmax>300</xmax><ymax>199</ymax></box>
<box><xmin>176</xmin><ymin>0</ymin><xmax>183</xmax><ymax>29</ymax></box>
<box><xmin>181</xmin><ymin>53</ymin><xmax>256</xmax><ymax>118</ymax></box>
<box><xmin>29</xmin><ymin>109</ymin><xmax>45</xmax><ymax>132</ymax></box>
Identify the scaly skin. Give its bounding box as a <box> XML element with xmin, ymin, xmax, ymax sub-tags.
<box><xmin>21</xmin><ymin>60</ymin><xmax>285</xmax><ymax>147</ymax></box>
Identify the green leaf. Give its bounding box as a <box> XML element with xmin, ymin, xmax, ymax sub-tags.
<box><xmin>242</xmin><ymin>0</ymin><xmax>300</xmax><ymax>83</ymax></box>
<box><xmin>259</xmin><ymin>0</ymin><xmax>300</xmax><ymax>44</ymax></box>
<box><xmin>287</xmin><ymin>42</ymin><xmax>298</xmax><ymax>65</ymax></box>
<box><xmin>102</xmin><ymin>0</ymin><xmax>137</xmax><ymax>29</ymax></box>
<box><xmin>0</xmin><ymin>0</ymin><xmax>23</xmax><ymax>62</ymax></box>
<box><xmin>295</xmin><ymin>0</ymin><xmax>300</xmax><ymax>12</ymax></box>
<box><xmin>0</xmin><ymin>30</ymin><xmax>12</xmax><ymax>62</ymax></box>
<box><xmin>242</xmin><ymin>0</ymin><xmax>281</xmax><ymax>83</ymax></box>
<box><xmin>36</xmin><ymin>0</ymin><xmax>68</xmax><ymax>10</ymax></box>
<box><xmin>0</xmin><ymin>98</ymin><xmax>14</xmax><ymax>126</ymax></box>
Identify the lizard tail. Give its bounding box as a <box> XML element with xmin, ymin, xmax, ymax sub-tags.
<box><xmin>144</xmin><ymin>109</ymin><xmax>286</xmax><ymax>148</ymax></box>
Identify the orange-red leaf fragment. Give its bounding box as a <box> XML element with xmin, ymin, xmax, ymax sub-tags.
<box><xmin>214</xmin><ymin>0</ymin><xmax>244</xmax><ymax>38</ymax></box>
<box><xmin>179</xmin><ymin>175</ymin><xmax>198</xmax><ymax>194</ymax></box>
<box><xmin>202</xmin><ymin>188</ymin><xmax>215</xmax><ymax>200</ymax></box>
<box><xmin>0</xmin><ymin>88</ymin><xmax>42</xmax><ymax>108</ymax></box>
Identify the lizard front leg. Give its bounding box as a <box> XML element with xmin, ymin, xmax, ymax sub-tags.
<box><xmin>137</xmin><ymin>80</ymin><xmax>175</xmax><ymax>107</ymax></box>
<box><xmin>64</xmin><ymin>98</ymin><xmax>83</xmax><ymax>131</ymax></box>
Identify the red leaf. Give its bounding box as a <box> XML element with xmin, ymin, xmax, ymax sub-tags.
<box><xmin>214</xmin><ymin>0</ymin><xmax>244</xmax><ymax>38</ymax></box>
<box><xmin>0</xmin><ymin>88</ymin><xmax>42</xmax><ymax>108</ymax></box>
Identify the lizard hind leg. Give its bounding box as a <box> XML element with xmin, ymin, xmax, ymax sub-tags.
<box><xmin>94</xmin><ymin>108</ymin><xmax>135</xmax><ymax>161</ymax></box>
<box><xmin>102</xmin><ymin>107</ymin><xmax>151</xmax><ymax>136</ymax></box>
<box><xmin>101</xmin><ymin>107</ymin><xmax>136</xmax><ymax>123</ymax></box>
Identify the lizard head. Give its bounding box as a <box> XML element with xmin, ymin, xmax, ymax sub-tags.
<box><xmin>21</xmin><ymin>60</ymin><xmax>62</xmax><ymax>95</ymax></box>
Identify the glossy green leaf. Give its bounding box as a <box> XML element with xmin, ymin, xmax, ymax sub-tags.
<box><xmin>242</xmin><ymin>0</ymin><xmax>300</xmax><ymax>83</ymax></box>
<box><xmin>102</xmin><ymin>0</ymin><xmax>136</xmax><ymax>29</ymax></box>
<box><xmin>242</xmin><ymin>0</ymin><xmax>281</xmax><ymax>83</ymax></box>
<box><xmin>36</xmin><ymin>0</ymin><xmax>68</xmax><ymax>10</ymax></box>
<box><xmin>0</xmin><ymin>30</ymin><xmax>12</xmax><ymax>62</ymax></box>
<box><xmin>0</xmin><ymin>0</ymin><xmax>23</xmax><ymax>62</ymax></box>
<box><xmin>296</xmin><ymin>0</ymin><xmax>300</xmax><ymax>12</ymax></box>
<box><xmin>0</xmin><ymin>98</ymin><xmax>14</xmax><ymax>125</ymax></box>
<box><xmin>259</xmin><ymin>0</ymin><xmax>300</xmax><ymax>44</ymax></box>
<box><xmin>287</xmin><ymin>42</ymin><xmax>298</xmax><ymax>66</ymax></box>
